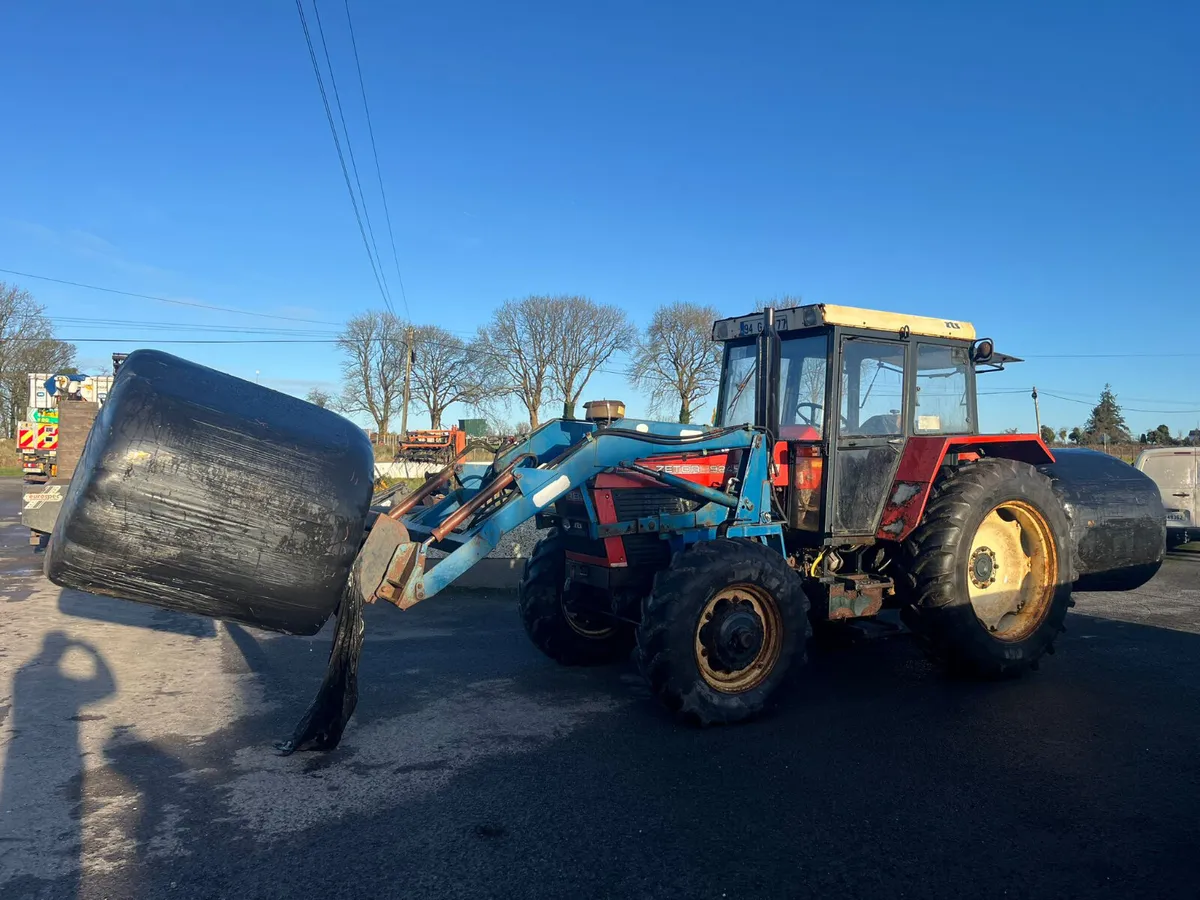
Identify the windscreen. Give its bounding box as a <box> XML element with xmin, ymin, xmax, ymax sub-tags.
<box><xmin>719</xmin><ymin>334</ymin><xmax>829</xmax><ymax>436</ymax></box>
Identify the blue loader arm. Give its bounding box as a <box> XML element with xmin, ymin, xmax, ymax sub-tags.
<box><xmin>357</xmin><ymin>418</ymin><xmax>773</xmax><ymax>610</ymax></box>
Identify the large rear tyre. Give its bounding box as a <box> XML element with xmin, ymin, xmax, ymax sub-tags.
<box><xmin>518</xmin><ymin>530</ymin><xmax>634</xmax><ymax>666</ymax></box>
<box><xmin>901</xmin><ymin>458</ymin><xmax>1072</xmax><ymax>678</ymax></box>
<box><xmin>635</xmin><ymin>539</ymin><xmax>810</xmax><ymax>725</ymax></box>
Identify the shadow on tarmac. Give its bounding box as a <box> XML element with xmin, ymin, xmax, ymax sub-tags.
<box><xmin>0</xmin><ymin>632</ymin><xmax>115</xmax><ymax>899</ymax></box>
<box><xmin>56</xmin><ymin>590</ymin><xmax>217</xmax><ymax>639</ymax></box>
<box><xmin>3</xmin><ymin>590</ymin><xmax>1200</xmax><ymax>899</ymax></box>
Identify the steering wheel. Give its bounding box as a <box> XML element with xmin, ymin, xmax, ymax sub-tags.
<box><xmin>795</xmin><ymin>402</ymin><xmax>823</xmax><ymax>427</ymax></box>
<box><xmin>796</xmin><ymin>401</ymin><xmax>850</xmax><ymax>430</ymax></box>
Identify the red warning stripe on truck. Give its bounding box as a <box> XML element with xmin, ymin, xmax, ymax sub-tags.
<box><xmin>19</xmin><ymin>424</ymin><xmax>58</xmax><ymax>450</ymax></box>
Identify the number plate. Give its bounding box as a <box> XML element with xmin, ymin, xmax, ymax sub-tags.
<box><xmin>1166</xmin><ymin>511</ymin><xmax>1188</xmax><ymax>522</ymax></box>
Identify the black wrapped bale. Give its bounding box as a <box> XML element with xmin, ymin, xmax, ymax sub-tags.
<box><xmin>1038</xmin><ymin>449</ymin><xmax>1167</xmax><ymax>592</ymax></box>
<box><xmin>44</xmin><ymin>349</ymin><xmax>376</xmax><ymax>636</ymax></box>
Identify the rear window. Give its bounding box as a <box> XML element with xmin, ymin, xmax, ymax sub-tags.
<box><xmin>913</xmin><ymin>344</ymin><xmax>972</xmax><ymax>434</ymax></box>
<box><xmin>1140</xmin><ymin>453</ymin><xmax>1196</xmax><ymax>489</ymax></box>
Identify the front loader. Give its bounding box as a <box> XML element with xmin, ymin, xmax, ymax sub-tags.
<box><xmin>43</xmin><ymin>304</ymin><xmax>1167</xmax><ymax>749</ymax></box>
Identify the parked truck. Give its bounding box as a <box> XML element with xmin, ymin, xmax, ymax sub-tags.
<box><xmin>20</xmin><ymin>355</ymin><xmax>124</xmax><ymax>544</ymax></box>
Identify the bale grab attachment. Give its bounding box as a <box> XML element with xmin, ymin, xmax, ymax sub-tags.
<box><xmin>281</xmin><ymin>416</ymin><xmax>781</xmax><ymax>752</ymax></box>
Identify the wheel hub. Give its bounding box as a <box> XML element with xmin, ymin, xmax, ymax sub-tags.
<box><xmin>699</xmin><ymin>599</ymin><xmax>765</xmax><ymax>673</ymax></box>
<box><xmin>970</xmin><ymin>546</ymin><xmax>997</xmax><ymax>588</ymax></box>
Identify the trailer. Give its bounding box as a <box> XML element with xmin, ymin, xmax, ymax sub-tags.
<box><xmin>395</xmin><ymin>424</ymin><xmax>469</xmax><ymax>465</ymax></box>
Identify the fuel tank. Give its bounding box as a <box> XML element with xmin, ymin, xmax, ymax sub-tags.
<box><xmin>1038</xmin><ymin>449</ymin><xmax>1166</xmax><ymax>592</ymax></box>
<box><xmin>43</xmin><ymin>349</ymin><xmax>376</xmax><ymax>635</ymax></box>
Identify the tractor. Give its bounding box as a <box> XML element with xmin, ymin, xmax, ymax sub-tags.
<box><xmin>354</xmin><ymin>303</ymin><xmax>1165</xmax><ymax>726</ymax></box>
<box><xmin>44</xmin><ymin>303</ymin><xmax>1166</xmax><ymax>746</ymax></box>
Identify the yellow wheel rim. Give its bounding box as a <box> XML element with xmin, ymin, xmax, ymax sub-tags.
<box><xmin>967</xmin><ymin>500</ymin><xmax>1058</xmax><ymax>642</ymax></box>
<box><xmin>694</xmin><ymin>584</ymin><xmax>783</xmax><ymax>693</ymax></box>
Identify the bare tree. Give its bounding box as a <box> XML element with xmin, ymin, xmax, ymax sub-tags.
<box><xmin>629</xmin><ymin>302</ymin><xmax>722</xmax><ymax>424</ymax></box>
<box><xmin>305</xmin><ymin>387</ymin><xmax>333</xmax><ymax>409</ymax></box>
<box><xmin>410</xmin><ymin>325</ymin><xmax>486</xmax><ymax>429</ymax></box>
<box><xmin>548</xmin><ymin>296</ymin><xmax>628</xmax><ymax>419</ymax></box>
<box><xmin>756</xmin><ymin>294</ymin><xmax>803</xmax><ymax>311</ymax></box>
<box><xmin>477</xmin><ymin>296</ymin><xmax>558</xmax><ymax>429</ymax></box>
<box><xmin>335</xmin><ymin>310</ymin><xmax>406</xmax><ymax>437</ymax></box>
<box><xmin>0</xmin><ymin>282</ymin><xmax>76</xmax><ymax>437</ymax></box>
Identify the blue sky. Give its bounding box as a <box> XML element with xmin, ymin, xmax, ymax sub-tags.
<box><xmin>3</xmin><ymin>1</ymin><xmax>1198</xmax><ymax>435</ymax></box>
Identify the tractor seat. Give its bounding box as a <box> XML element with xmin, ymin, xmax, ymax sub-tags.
<box><xmin>854</xmin><ymin>413</ymin><xmax>902</xmax><ymax>436</ymax></box>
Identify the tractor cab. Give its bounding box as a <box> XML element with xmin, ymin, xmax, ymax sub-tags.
<box><xmin>711</xmin><ymin>304</ymin><xmax>1021</xmax><ymax>545</ymax></box>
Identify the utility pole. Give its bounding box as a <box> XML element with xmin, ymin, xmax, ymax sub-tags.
<box><xmin>1031</xmin><ymin>386</ymin><xmax>1041</xmax><ymax>436</ymax></box>
<box><xmin>400</xmin><ymin>325</ymin><xmax>414</xmax><ymax>439</ymax></box>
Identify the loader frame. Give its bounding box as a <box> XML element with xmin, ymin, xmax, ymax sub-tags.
<box><xmin>358</xmin><ymin>416</ymin><xmax>783</xmax><ymax>610</ymax></box>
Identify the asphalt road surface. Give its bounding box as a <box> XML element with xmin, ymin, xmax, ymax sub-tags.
<box><xmin>2</xmin><ymin>477</ymin><xmax>1199</xmax><ymax>899</ymax></box>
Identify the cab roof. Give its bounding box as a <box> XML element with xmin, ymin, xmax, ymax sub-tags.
<box><xmin>711</xmin><ymin>303</ymin><xmax>977</xmax><ymax>342</ymax></box>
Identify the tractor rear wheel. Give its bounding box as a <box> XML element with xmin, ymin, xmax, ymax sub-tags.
<box><xmin>901</xmin><ymin>458</ymin><xmax>1072</xmax><ymax>677</ymax></box>
<box><xmin>635</xmin><ymin>539</ymin><xmax>810</xmax><ymax>725</ymax></box>
<box><xmin>518</xmin><ymin>530</ymin><xmax>634</xmax><ymax>666</ymax></box>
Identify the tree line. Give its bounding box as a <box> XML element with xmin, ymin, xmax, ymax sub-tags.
<box><xmin>0</xmin><ymin>281</ymin><xmax>76</xmax><ymax>439</ymax></box>
<box><xmin>325</xmin><ymin>295</ymin><xmax>739</xmax><ymax>436</ymax></box>
<box><xmin>1036</xmin><ymin>384</ymin><xmax>1198</xmax><ymax>447</ymax></box>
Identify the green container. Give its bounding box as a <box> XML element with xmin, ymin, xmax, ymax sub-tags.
<box><xmin>458</xmin><ymin>418</ymin><xmax>487</xmax><ymax>437</ymax></box>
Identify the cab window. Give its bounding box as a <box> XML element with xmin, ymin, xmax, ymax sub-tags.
<box><xmin>839</xmin><ymin>338</ymin><xmax>904</xmax><ymax>437</ymax></box>
<box><xmin>778</xmin><ymin>334</ymin><xmax>828</xmax><ymax>437</ymax></box>
<box><xmin>914</xmin><ymin>344</ymin><xmax>972</xmax><ymax>434</ymax></box>
<box><xmin>718</xmin><ymin>334</ymin><xmax>829</xmax><ymax>437</ymax></box>
<box><xmin>718</xmin><ymin>341</ymin><xmax>758</xmax><ymax>427</ymax></box>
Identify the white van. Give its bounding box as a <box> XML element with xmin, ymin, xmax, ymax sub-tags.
<box><xmin>1134</xmin><ymin>447</ymin><xmax>1198</xmax><ymax>547</ymax></box>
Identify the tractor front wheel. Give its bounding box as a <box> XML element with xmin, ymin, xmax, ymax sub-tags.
<box><xmin>635</xmin><ymin>539</ymin><xmax>810</xmax><ymax>725</ymax></box>
<box><xmin>518</xmin><ymin>530</ymin><xmax>634</xmax><ymax>666</ymax></box>
<box><xmin>901</xmin><ymin>458</ymin><xmax>1072</xmax><ymax>677</ymax></box>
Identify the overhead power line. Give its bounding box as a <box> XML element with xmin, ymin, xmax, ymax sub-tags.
<box><xmin>344</xmin><ymin>0</ymin><xmax>410</xmax><ymax>319</ymax></box>
<box><xmin>46</xmin><ymin>316</ymin><xmax>334</xmax><ymax>334</ymax></box>
<box><xmin>1</xmin><ymin>331</ymin><xmax>633</xmax><ymax>378</ymax></box>
<box><xmin>1036</xmin><ymin>390</ymin><xmax>1200</xmax><ymax>415</ymax></box>
<box><xmin>0</xmin><ymin>267</ymin><xmax>341</xmax><ymax>325</ymax></box>
<box><xmin>1011</xmin><ymin>386</ymin><xmax>1200</xmax><ymax>407</ymax></box>
<box><xmin>310</xmin><ymin>0</ymin><xmax>393</xmax><ymax>313</ymax></box>
<box><xmin>1024</xmin><ymin>352</ymin><xmax>1200</xmax><ymax>359</ymax></box>
<box><xmin>294</xmin><ymin>0</ymin><xmax>391</xmax><ymax>310</ymax></box>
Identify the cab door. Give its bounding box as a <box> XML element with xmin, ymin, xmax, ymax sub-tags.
<box><xmin>828</xmin><ymin>334</ymin><xmax>910</xmax><ymax>539</ymax></box>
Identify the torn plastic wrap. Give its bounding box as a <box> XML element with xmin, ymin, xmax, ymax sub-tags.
<box><xmin>1038</xmin><ymin>449</ymin><xmax>1167</xmax><ymax>592</ymax></box>
<box><xmin>44</xmin><ymin>348</ymin><xmax>376</xmax><ymax>635</ymax></box>
<box><xmin>276</xmin><ymin>573</ymin><xmax>366</xmax><ymax>754</ymax></box>
<box><xmin>44</xmin><ymin>349</ymin><xmax>378</xmax><ymax>751</ymax></box>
